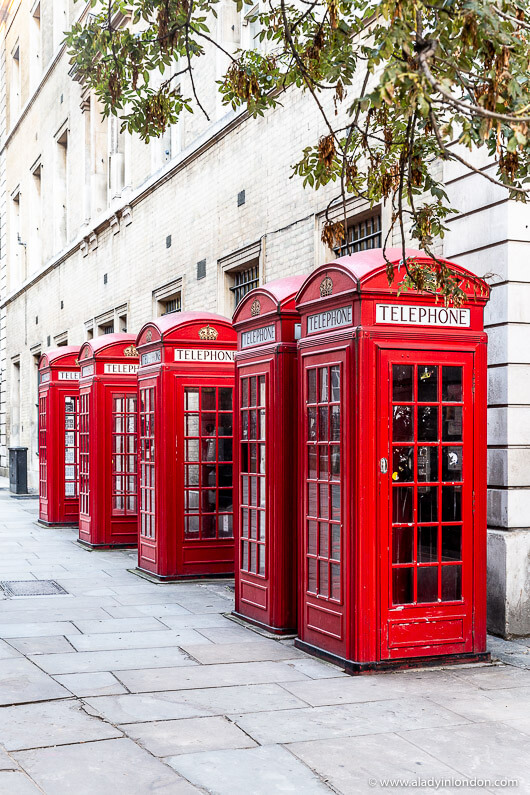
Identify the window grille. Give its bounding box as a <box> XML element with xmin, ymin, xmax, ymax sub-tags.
<box><xmin>230</xmin><ymin>263</ymin><xmax>259</xmax><ymax>309</ymax></box>
<box><xmin>102</xmin><ymin>323</ymin><xmax>114</xmax><ymax>335</ymax></box>
<box><xmin>333</xmin><ymin>213</ymin><xmax>381</xmax><ymax>258</ymax></box>
<box><xmin>162</xmin><ymin>296</ymin><xmax>181</xmax><ymax>315</ymax></box>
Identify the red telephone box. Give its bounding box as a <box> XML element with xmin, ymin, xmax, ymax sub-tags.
<box><xmin>135</xmin><ymin>312</ymin><xmax>237</xmax><ymax>580</ymax></box>
<box><xmin>77</xmin><ymin>335</ymin><xmax>139</xmax><ymax>548</ymax></box>
<box><xmin>295</xmin><ymin>248</ymin><xmax>490</xmax><ymax>672</ymax></box>
<box><xmin>38</xmin><ymin>347</ymin><xmax>80</xmax><ymax>526</ymax></box>
<box><xmin>232</xmin><ymin>277</ymin><xmax>304</xmax><ymax>634</ymax></box>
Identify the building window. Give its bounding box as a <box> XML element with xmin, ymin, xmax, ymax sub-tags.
<box><xmin>230</xmin><ymin>262</ymin><xmax>259</xmax><ymax>309</ymax></box>
<box><xmin>162</xmin><ymin>297</ymin><xmax>181</xmax><ymax>315</ymax></box>
<box><xmin>30</xmin><ymin>2</ymin><xmax>41</xmax><ymax>90</ymax></box>
<box><xmin>10</xmin><ymin>45</ymin><xmax>21</xmax><ymax>125</ymax></box>
<box><xmin>153</xmin><ymin>278</ymin><xmax>183</xmax><ymax>317</ymax></box>
<box><xmin>55</xmin><ymin>129</ymin><xmax>68</xmax><ymax>251</ymax></box>
<box><xmin>333</xmin><ymin>212</ymin><xmax>381</xmax><ymax>258</ymax></box>
<box><xmin>242</xmin><ymin>4</ymin><xmax>263</xmax><ymax>51</ymax></box>
<box><xmin>101</xmin><ymin>323</ymin><xmax>114</xmax><ymax>335</ymax></box>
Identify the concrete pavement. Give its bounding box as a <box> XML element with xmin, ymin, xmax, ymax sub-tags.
<box><xmin>0</xmin><ymin>480</ymin><xmax>529</xmax><ymax>794</ymax></box>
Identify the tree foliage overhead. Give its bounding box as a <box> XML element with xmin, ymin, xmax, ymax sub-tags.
<box><xmin>66</xmin><ymin>0</ymin><xmax>530</xmax><ymax>303</ymax></box>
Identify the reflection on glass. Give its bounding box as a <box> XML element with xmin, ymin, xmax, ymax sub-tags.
<box><xmin>201</xmin><ymin>387</ymin><xmax>216</xmax><ymax>411</ymax></box>
<box><xmin>308</xmin><ymin>482</ymin><xmax>317</xmax><ymax>515</ymax></box>
<box><xmin>319</xmin><ymin>483</ymin><xmax>329</xmax><ymax>518</ymax></box>
<box><xmin>308</xmin><ymin>407</ymin><xmax>317</xmax><ymax>441</ymax></box>
<box><xmin>249</xmin><ymin>410</ymin><xmax>257</xmax><ymax>440</ymax></box>
<box><xmin>392</xmin><ymin>447</ymin><xmax>414</xmax><ymax>482</ymax></box>
<box><xmin>319</xmin><ymin>447</ymin><xmax>328</xmax><ymax>479</ymax></box>
<box><xmin>319</xmin><ymin>560</ymin><xmax>329</xmax><ymax>594</ymax></box>
<box><xmin>202</xmin><ymin>464</ymin><xmax>216</xmax><ymax>488</ymax></box>
<box><xmin>417</xmin><ymin>566</ymin><xmax>438</xmax><ymax>603</ymax></box>
<box><xmin>258</xmin><ymin>545</ymin><xmax>265</xmax><ymax>576</ymax></box>
<box><xmin>186</xmin><ymin>515</ymin><xmax>199</xmax><ymax>537</ymax></box>
<box><xmin>418</xmin><ymin>486</ymin><xmax>438</xmax><ymax>522</ymax></box>
<box><xmin>308</xmin><ymin>448</ymin><xmax>317</xmax><ymax>479</ymax></box>
<box><xmin>241</xmin><ymin>507</ymin><xmax>249</xmax><ymax>537</ymax></box>
<box><xmin>241</xmin><ymin>379</ymin><xmax>248</xmax><ymax>409</ymax></box>
<box><xmin>242</xmin><ymin>475</ymin><xmax>249</xmax><ymax>503</ymax></box>
<box><xmin>250</xmin><ymin>377</ymin><xmax>257</xmax><ymax>406</ymax></box>
<box><xmin>442</xmin><ymin>485</ymin><xmax>462</xmax><ymax>521</ymax></box>
<box><xmin>417</xmin><ymin>446</ymin><xmax>438</xmax><ymax>482</ymax></box>
<box><xmin>331</xmin><ymin>484</ymin><xmax>340</xmax><ymax>520</ymax></box>
<box><xmin>442</xmin><ymin>367</ymin><xmax>462</xmax><ymax>402</ymax></box>
<box><xmin>185</xmin><ymin>389</ymin><xmax>199</xmax><ymax>411</ymax></box>
<box><xmin>185</xmin><ymin>490</ymin><xmax>199</xmax><ymax>510</ymax></box>
<box><xmin>241</xmin><ymin>540</ymin><xmax>249</xmax><ymax>570</ymax></box>
<box><xmin>393</xmin><ymin>406</ymin><xmax>413</xmax><ymax>442</ymax></box>
<box><xmin>320</xmin><ymin>367</ymin><xmax>328</xmax><ymax>402</ymax></box>
<box><xmin>393</xmin><ymin>365</ymin><xmax>413</xmax><ymax>402</ymax></box>
<box><xmin>331</xmin><ymin>406</ymin><xmax>340</xmax><ymax>441</ymax></box>
<box><xmin>331</xmin><ymin>366</ymin><xmax>341</xmax><ymax>402</ymax></box>
<box><xmin>250</xmin><ymin>476</ymin><xmax>257</xmax><ymax>504</ymax></box>
<box><xmin>218</xmin><ymin>439</ymin><xmax>233</xmax><ymax>462</ymax></box>
<box><xmin>218</xmin><ymin>414</ymin><xmax>233</xmax><ymax>437</ymax></box>
<box><xmin>308</xmin><ymin>369</ymin><xmax>317</xmax><ymax>404</ymax></box>
<box><xmin>330</xmin><ymin>446</ymin><xmax>340</xmax><ymax>478</ymax></box>
<box><xmin>393</xmin><ymin>525</ymin><xmax>413</xmax><ymax>563</ymax></box>
<box><xmin>443</xmin><ymin>406</ymin><xmax>463</xmax><ymax>441</ymax></box>
<box><xmin>392</xmin><ymin>487</ymin><xmax>413</xmax><ymax>523</ymax></box>
<box><xmin>185</xmin><ymin>465</ymin><xmax>199</xmax><ymax>486</ymax></box>
<box><xmin>308</xmin><ymin>520</ymin><xmax>317</xmax><ymax>554</ymax></box>
<box><xmin>442</xmin><ymin>525</ymin><xmax>462</xmax><ymax>561</ymax></box>
<box><xmin>250</xmin><ymin>541</ymin><xmax>257</xmax><ymax>571</ymax></box>
<box><xmin>308</xmin><ymin>558</ymin><xmax>317</xmax><ymax>593</ymax></box>
<box><xmin>331</xmin><ymin>525</ymin><xmax>341</xmax><ymax>560</ymax></box>
<box><xmin>259</xmin><ymin>376</ymin><xmax>266</xmax><ymax>406</ymax></box>
<box><xmin>441</xmin><ymin>565</ymin><xmax>462</xmax><ymax>600</ymax></box>
<box><xmin>418</xmin><ymin>525</ymin><xmax>437</xmax><ymax>562</ymax></box>
<box><xmin>393</xmin><ymin>568</ymin><xmax>414</xmax><ymax>604</ymax></box>
<box><xmin>319</xmin><ymin>523</ymin><xmax>328</xmax><ymax>557</ymax></box>
<box><xmin>418</xmin><ymin>365</ymin><xmax>438</xmax><ymax>402</ymax></box>
<box><xmin>259</xmin><ymin>409</ymin><xmax>266</xmax><ymax>440</ymax></box>
<box><xmin>259</xmin><ymin>510</ymin><xmax>265</xmax><ymax>542</ymax></box>
<box><xmin>259</xmin><ymin>444</ymin><xmax>266</xmax><ymax>474</ymax></box>
<box><xmin>418</xmin><ymin>406</ymin><xmax>438</xmax><ymax>441</ymax></box>
<box><xmin>330</xmin><ymin>563</ymin><xmax>341</xmax><ymax>600</ymax></box>
<box><xmin>219</xmin><ymin>387</ymin><xmax>233</xmax><ymax>411</ymax></box>
<box><xmin>186</xmin><ymin>414</ymin><xmax>199</xmax><ymax>436</ymax></box>
<box><xmin>319</xmin><ymin>406</ymin><xmax>329</xmax><ymax>440</ymax></box>
<box><xmin>442</xmin><ymin>446</ymin><xmax>462</xmax><ymax>481</ymax></box>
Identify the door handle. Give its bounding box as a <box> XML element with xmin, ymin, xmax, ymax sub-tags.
<box><xmin>380</xmin><ymin>457</ymin><xmax>388</xmax><ymax>474</ymax></box>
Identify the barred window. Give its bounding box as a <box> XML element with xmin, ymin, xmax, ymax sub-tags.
<box><xmin>162</xmin><ymin>296</ymin><xmax>181</xmax><ymax>315</ymax></box>
<box><xmin>333</xmin><ymin>213</ymin><xmax>381</xmax><ymax>258</ymax></box>
<box><xmin>101</xmin><ymin>323</ymin><xmax>114</xmax><ymax>335</ymax></box>
<box><xmin>230</xmin><ymin>263</ymin><xmax>259</xmax><ymax>309</ymax></box>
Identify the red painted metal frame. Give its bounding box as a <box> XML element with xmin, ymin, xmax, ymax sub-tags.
<box><xmin>232</xmin><ymin>276</ymin><xmax>304</xmax><ymax>634</ymax></box>
<box><xmin>294</xmin><ymin>248</ymin><xmax>490</xmax><ymax>672</ymax></box>
<box><xmin>38</xmin><ymin>347</ymin><xmax>81</xmax><ymax>526</ymax></box>
<box><xmin>135</xmin><ymin>312</ymin><xmax>237</xmax><ymax>580</ymax></box>
<box><xmin>77</xmin><ymin>334</ymin><xmax>139</xmax><ymax>548</ymax></box>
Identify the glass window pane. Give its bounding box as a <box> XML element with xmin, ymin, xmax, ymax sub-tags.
<box><xmin>250</xmin><ymin>476</ymin><xmax>257</xmax><ymax>504</ymax></box>
<box><xmin>442</xmin><ymin>525</ymin><xmax>462</xmax><ymax>561</ymax></box>
<box><xmin>331</xmin><ymin>525</ymin><xmax>341</xmax><ymax>561</ymax></box>
<box><xmin>185</xmin><ymin>465</ymin><xmax>199</xmax><ymax>486</ymax></box>
<box><xmin>186</xmin><ymin>515</ymin><xmax>200</xmax><ymax>538</ymax></box>
<box><xmin>330</xmin><ymin>563</ymin><xmax>341</xmax><ymax>600</ymax></box>
<box><xmin>318</xmin><ymin>406</ymin><xmax>328</xmax><ymax>440</ymax></box>
<box><xmin>308</xmin><ymin>520</ymin><xmax>317</xmax><ymax>554</ymax></box>
<box><xmin>418</xmin><ymin>486</ymin><xmax>438</xmax><ymax>523</ymax></box>
<box><xmin>417</xmin><ymin>446</ymin><xmax>438</xmax><ymax>482</ymax></box>
<box><xmin>442</xmin><ymin>367</ymin><xmax>462</xmax><ymax>402</ymax></box>
<box><xmin>393</xmin><ymin>526</ymin><xmax>414</xmax><ymax>564</ymax></box>
<box><xmin>250</xmin><ymin>540</ymin><xmax>257</xmax><ymax>572</ymax></box>
<box><xmin>250</xmin><ymin>377</ymin><xmax>257</xmax><ymax>406</ymax></box>
<box><xmin>241</xmin><ymin>507</ymin><xmax>249</xmax><ymax>538</ymax></box>
<box><xmin>442</xmin><ymin>446</ymin><xmax>462</xmax><ymax>481</ymax></box>
<box><xmin>259</xmin><ymin>376</ymin><xmax>266</xmax><ymax>406</ymax></box>
<box><xmin>330</xmin><ymin>446</ymin><xmax>340</xmax><ymax>478</ymax></box>
<box><xmin>259</xmin><ymin>445</ymin><xmax>266</xmax><ymax>474</ymax></box>
<box><xmin>392</xmin><ymin>487</ymin><xmax>413</xmax><ymax>523</ymax></box>
<box><xmin>308</xmin><ymin>558</ymin><xmax>317</xmax><ymax>594</ymax></box>
<box><xmin>308</xmin><ymin>482</ymin><xmax>317</xmax><ymax>515</ymax></box>
<box><xmin>308</xmin><ymin>407</ymin><xmax>317</xmax><ymax>441</ymax></box>
<box><xmin>319</xmin><ymin>523</ymin><xmax>328</xmax><ymax>557</ymax></box>
<box><xmin>258</xmin><ymin>545</ymin><xmax>265</xmax><ymax>576</ymax></box>
<box><xmin>259</xmin><ymin>409</ymin><xmax>266</xmax><ymax>440</ymax></box>
<box><xmin>308</xmin><ymin>447</ymin><xmax>317</xmax><ymax>479</ymax></box>
<box><xmin>219</xmin><ymin>387</ymin><xmax>233</xmax><ymax>411</ymax></box>
<box><xmin>186</xmin><ymin>414</ymin><xmax>199</xmax><ymax>436</ymax></box>
<box><xmin>393</xmin><ymin>406</ymin><xmax>413</xmax><ymax>442</ymax></box>
<box><xmin>418</xmin><ymin>365</ymin><xmax>438</xmax><ymax>402</ymax></box>
<box><xmin>319</xmin><ymin>484</ymin><xmax>329</xmax><ymax>518</ymax></box>
<box><xmin>249</xmin><ymin>410</ymin><xmax>257</xmax><ymax>440</ymax></box>
<box><xmin>393</xmin><ymin>365</ymin><xmax>413</xmax><ymax>402</ymax></box>
<box><xmin>218</xmin><ymin>464</ymin><xmax>232</xmax><ymax>487</ymax></box>
<box><xmin>418</xmin><ymin>406</ymin><xmax>438</xmax><ymax>442</ymax></box>
<box><xmin>218</xmin><ymin>414</ymin><xmax>233</xmax><ymax>437</ymax></box>
<box><xmin>441</xmin><ymin>565</ymin><xmax>462</xmax><ymax>601</ymax></box>
<box><xmin>330</xmin><ymin>366</ymin><xmax>340</xmax><ymax>402</ymax></box>
<box><xmin>249</xmin><ymin>444</ymin><xmax>257</xmax><ymax>474</ymax></box>
<box><xmin>249</xmin><ymin>509</ymin><xmax>257</xmax><ymax>539</ymax></box>
<box><xmin>417</xmin><ymin>566</ymin><xmax>438</xmax><ymax>603</ymax></box>
<box><xmin>218</xmin><ymin>489</ymin><xmax>233</xmax><ymax>512</ymax></box>
<box><xmin>242</xmin><ymin>475</ymin><xmax>249</xmax><ymax>503</ymax></box>
<box><xmin>218</xmin><ymin>439</ymin><xmax>233</xmax><ymax>462</ymax></box>
<box><xmin>259</xmin><ymin>511</ymin><xmax>265</xmax><ymax>542</ymax></box>
<box><xmin>241</xmin><ymin>540</ymin><xmax>249</xmax><ymax>570</ymax></box>
<box><xmin>442</xmin><ymin>485</ymin><xmax>462</xmax><ymax>521</ymax></box>
<box><xmin>241</xmin><ymin>379</ymin><xmax>248</xmax><ymax>409</ymax></box>
<box><xmin>443</xmin><ymin>406</ymin><xmax>463</xmax><ymax>441</ymax></box>
<box><xmin>320</xmin><ymin>367</ymin><xmax>328</xmax><ymax>402</ymax></box>
<box><xmin>185</xmin><ymin>490</ymin><xmax>199</xmax><ymax>510</ymax></box>
<box><xmin>319</xmin><ymin>560</ymin><xmax>329</xmax><ymax>595</ymax></box>
<box><xmin>185</xmin><ymin>389</ymin><xmax>199</xmax><ymax>411</ymax></box>
<box><xmin>202</xmin><ymin>436</ymin><xmax>217</xmax><ymax>462</ymax></box>
<box><xmin>418</xmin><ymin>525</ymin><xmax>438</xmax><ymax>562</ymax></box>
<box><xmin>331</xmin><ymin>484</ymin><xmax>340</xmax><ymax>521</ymax></box>
<box><xmin>392</xmin><ymin>447</ymin><xmax>414</xmax><ymax>482</ymax></box>
<box><xmin>202</xmin><ymin>464</ymin><xmax>217</xmax><ymax>488</ymax></box>
<box><xmin>319</xmin><ymin>447</ymin><xmax>328</xmax><ymax>479</ymax></box>
<box><xmin>308</xmin><ymin>369</ymin><xmax>317</xmax><ymax>404</ymax></box>
<box><xmin>392</xmin><ymin>568</ymin><xmax>414</xmax><ymax>605</ymax></box>
<box><xmin>330</xmin><ymin>406</ymin><xmax>340</xmax><ymax>441</ymax></box>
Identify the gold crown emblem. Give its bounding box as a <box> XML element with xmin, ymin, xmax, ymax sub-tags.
<box><xmin>123</xmin><ymin>345</ymin><xmax>138</xmax><ymax>358</ymax></box>
<box><xmin>198</xmin><ymin>325</ymin><xmax>219</xmax><ymax>341</ymax></box>
<box><xmin>145</xmin><ymin>330</ymin><xmax>152</xmax><ymax>343</ymax></box>
<box><xmin>320</xmin><ymin>276</ymin><xmax>333</xmax><ymax>297</ymax></box>
<box><xmin>250</xmin><ymin>299</ymin><xmax>261</xmax><ymax>317</ymax></box>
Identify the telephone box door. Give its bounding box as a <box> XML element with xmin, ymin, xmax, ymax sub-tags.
<box><xmin>177</xmin><ymin>378</ymin><xmax>235</xmax><ymax>575</ymax></box>
<box><xmin>378</xmin><ymin>349</ymin><xmax>474</xmax><ymax>660</ymax></box>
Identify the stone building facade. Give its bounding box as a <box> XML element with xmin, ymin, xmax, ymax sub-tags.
<box><xmin>0</xmin><ymin>0</ymin><xmax>528</xmax><ymax>637</ymax></box>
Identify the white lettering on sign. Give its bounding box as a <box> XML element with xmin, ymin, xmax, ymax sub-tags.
<box><xmin>375</xmin><ymin>304</ymin><xmax>470</xmax><ymax>327</ymax></box>
<box><xmin>141</xmin><ymin>350</ymin><xmax>162</xmax><ymax>366</ymax></box>
<box><xmin>81</xmin><ymin>364</ymin><xmax>94</xmax><ymax>377</ymax></box>
<box><xmin>240</xmin><ymin>324</ymin><xmax>276</xmax><ymax>349</ymax></box>
<box><xmin>58</xmin><ymin>371</ymin><xmax>80</xmax><ymax>380</ymax></box>
<box><xmin>103</xmin><ymin>363</ymin><xmax>140</xmax><ymax>374</ymax></box>
<box><xmin>307</xmin><ymin>305</ymin><xmax>352</xmax><ymax>334</ymax></box>
<box><xmin>174</xmin><ymin>349</ymin><xmax>235</xmax><ymax>363</ymax></box>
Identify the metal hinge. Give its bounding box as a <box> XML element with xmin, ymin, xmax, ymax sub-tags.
<box><xmin>472</xmin><ymin>372</ymin><xmax>475</xmax><ymax>394</ymax></box>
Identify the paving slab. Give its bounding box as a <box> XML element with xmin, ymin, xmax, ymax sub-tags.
<box><xmin>195</xmin><ymin>625</ymin><xmax>271</xmax><ymax>644</ymax></box>
<box><xmin>0</xmin><ymin>639</ymin><xmax>22</xmax><ymax>659</ymax></box>
<box><xmin>84</xmin><ymin>693</ymin><xmax>209</xmax><ymax>724</ymax></box>
<box><xmin>448</xmin><ymin>663</ymin><xmax>530</xmax><ymax>690</ymax></box>
<box><xmin>0</xmin><ymin>746</ymin><xmax>20</xmax><ymax>770</ymax></box>
<box><xmin>29</xmin><ymin>646</ymin><xmax>197</xmax><ymax>674</ymax></box>
<box><xmin>165</xmin><ymin>682</ymin><xmax>310</xmax><ymax>715</ymax></box>
<box><xmin>155</xmin><ymin>614</ymin><xmax>236</xmax><ymax>630</ymax></box>
<box><xmin>14</xmin><ymin>738</ymin><xmax>198</xmax><ymax>795</ymax></box>
<box><xmin>182</xmin><ymin>640</ymin><xmax>303</xmax><ymax>664</ymax></box>
<box><xmin>54</xmin><ymin>672</ymin><xmax>129</xmax><ymax>697</ymax></box>
<box><xmin>136</xmin><ymin>602</ymin><xmax>225</xmax><ymax>617</ymax></box>
<box><xmin>283</xmin><ymin>658</ymin><xmax>348</xmax><ymax>679</ymax></box>
<box><xmin>167</xmin><ymin>745</ymin><xmax>333</xmax><ymax>794</ymax></box>
<box><xmin>0</xmin><ymin>621</ymin><xmax>81</xmax><ymax>638</ymax></box>
<box><xmin>121</xmin><ymin>715</ymin><xmax>257</xmax><ymax>756</ymax></box>
<box><xmin>0</xmin><ymin>771</ymin><xmax>43</xmax><ymax>794</ymax></box>
<box><xmin>428</xmin><ymin>685</ymin><xmax>530</xmax><ymax>722</ymax></box>
<box><xmin>0</xmin><ymin>699</ymin><xmax>121</xmax><ymax>751</ymax></box>
<box><xmin>71</xmin><ymin>616</ymin><xmax>169</xmax><ymax>634</ymax></box>
<box><xmin>234</xmin><ymin>696</ymin><xmax>470</xmax><ymax>745</ymax></box>
<box><xmin>288</xmin><ymin>733</ymin><xmax>493</xmax><ymax>794</ymax></box>
<box><xmin>117</xmin><ymin>661</ymin><xmax>310</xmax><ymax>693</ymax></box>
<box><xmin>67</xmin><ymin>629</ymin><xmax>210</xmax><ymax>652</ymax></box>
<box><xmin>7</xmin><ymin>636</ymin><xmax>76</xmax><ymax>655</ymax></box>
<box><xmin>401</xmin><ymin>721</ymin><xmax>530</xmax><ymax>793</ymax></box>
<box><xmin>0</xmin><ymin>658</ymin><xmax>70</xmax><ymax>705</ymax></box>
